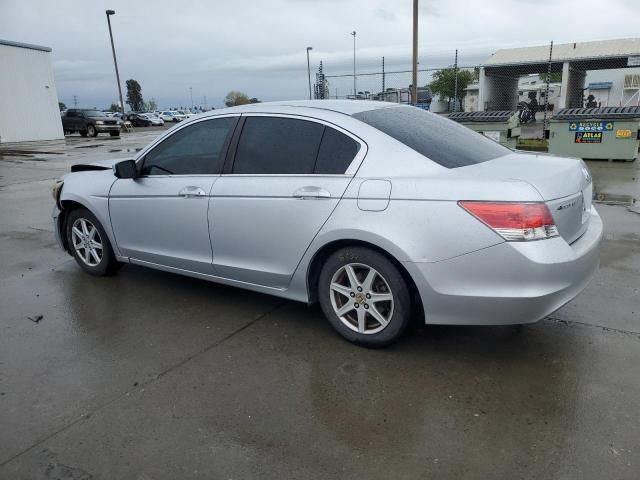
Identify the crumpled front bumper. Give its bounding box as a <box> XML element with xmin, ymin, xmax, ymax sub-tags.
<box><xmin>52</xmin><ymin>204</ymin><xmax>66</xmax><ymax>251</ymax></box>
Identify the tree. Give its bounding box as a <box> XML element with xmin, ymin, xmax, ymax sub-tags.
<box><xmin>125</xmin><ymin>79</ymin><xmax>144</xmax><ymax>112</ymax></box>
<box><xmin>109</xmin><ymin>103</ymin><xmax>120</xmax><ymax>112</ymax></box>
<box><xmin>429</xmin><ymin>68</ymin><xmax>475</xmax><ymax>111</ymax></box>
<box><xmin>58</xmin><ymin>102</ymin><xmax>66</xmax><ymax>111</ymax></box>
<box><xmin>541</xmin><ymin>72</ymin><xmax>562</xmax><ymax>83</ymax></box>
<box><xmin>224</xmin><ymin>91</ymin><xmax>250</xmax><ymax>107</ymax></box>
<box><xmin>143</xmin><ymin>99</ymin><xmax>158</xmax><ymax>112</ymax></box>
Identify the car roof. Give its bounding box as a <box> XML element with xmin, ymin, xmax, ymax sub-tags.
<box><xmin>209</xmin><ymin>100</ymin><xmax>401</xmax><ymax>117</ymax></box>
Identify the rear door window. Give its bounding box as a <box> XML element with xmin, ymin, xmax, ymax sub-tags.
<box><xmin>233</xmin><ymin>117</ymin><xmax>324</xmax><ymax>174</ymax></box>
<box><xmin>353</xmin><ymin>106</ymin><xmax>509</xmax><ymax>168</ymax></box>
<box><xmin>314</xmin><ymin>127</ymin><xmax>361</xmax><ymax>174</ymax></box>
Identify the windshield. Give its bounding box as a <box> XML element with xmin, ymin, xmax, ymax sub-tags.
<box><xmin>82</xmin><ymin>110</ymin><xmax>104</xmax><ymax>118</ymax></box>
<box><xmin>352</xmin><ymin>106</ymin><xmax>509</xmax><ymax>168</ymax></box>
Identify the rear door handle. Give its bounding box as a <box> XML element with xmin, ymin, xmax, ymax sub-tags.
<box><xmin>292</xmin><ymin>186</ymin><xmax>331</xmax><ymax>200</ymax></box>
<box><xmin>178</xmin><ymin>186</ymin><xmax>207</xmax><ymax>198</ymax></box>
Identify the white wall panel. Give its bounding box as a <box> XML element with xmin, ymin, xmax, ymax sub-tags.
<box><xmin>0</xmin><ymin>42</ymin><xmax>64</xmax><ymax>143</ymax></box>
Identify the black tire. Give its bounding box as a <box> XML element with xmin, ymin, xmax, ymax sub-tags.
<box><xmin>65</xmin><ymin>207</ymin><xmax>120</xmax><ymax>276</ymax></box>
<box><xmin>87</xmin><ymin>124</ymin><xmax>98</xmax><ymax>137</ymax></box>
<box><xmin>110</xmin><ymin>131</ymin><xmax>120</xmax><ymax>137</ymax></box>
<box><xmin>80</xmin><ymin>130</ymin><xmax>88</xmax><ymax>137</ymax></box>
<box><xmin>318</xmin><ymin>247</ymin><xmax>412</xmax><ymax>348</ymax></box>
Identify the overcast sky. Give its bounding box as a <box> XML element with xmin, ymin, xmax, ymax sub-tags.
<box><xmin>2</xmin><ymin>0</ymin><xmax>639</xmax><ymax>109</ymax></box>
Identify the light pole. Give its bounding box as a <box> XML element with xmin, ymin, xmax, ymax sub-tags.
<box><xmin>351</xmin><ymin>31</ymin><xmax>357</xmax><ymax>95</ymax></box>
<box><xmin>105</xmin><ymin>10</ymin><xmax>125</xmax><ymax>117</ymax></box>
<box><xmin>306</xmin><ymin>47</ymin><xmax>313</xmax><ymax>100</ymax></box>
<box><xmin>411</xmin><ymin>0</ymin><xmax>418</xmax><ymax>106</ymax></box>
<box><xmin>189</xmin><ymin>86</ymin><xmax>193</xmax><ymax>110</ymax></box>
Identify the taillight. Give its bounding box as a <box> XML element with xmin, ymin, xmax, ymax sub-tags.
<box><xmin>459</xmin><ymin>201</ymin><xmax>559</xmax><ymax>241</ymax></box>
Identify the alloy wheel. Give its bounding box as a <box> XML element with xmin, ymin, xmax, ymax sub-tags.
<box><xmin>71</xmin><ymin>218</ymin><xmax>103</xmax><ymax>267</ymax></box>
<box><xmin>329</xmin><ymin>263</ymin><xmax>394</xmax><ymax>334</ymax></box>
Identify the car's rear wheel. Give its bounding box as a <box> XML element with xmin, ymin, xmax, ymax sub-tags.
<box><xmin>110</xmin><ymin>131</ymin><xmax>120</xmax><ymax>137</ymax></box>
<box><xmin>318</xmin><ymin>247</ymin><xmax>411</xmax><ymax>347</ymax></box>
<box><xmin>66</xmin><ymin>208</ymin><xmax>120</xmax><ymax>276</ymax></box>
<box><xmin>87</xmin><ymin>124</ymin><xmax>98</xmax><ymax>137</ymax></box>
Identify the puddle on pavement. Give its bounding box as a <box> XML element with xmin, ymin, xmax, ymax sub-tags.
<box><xmin>586</xmin><ymin>159</ymin><xmax>640</xmax><ymax>202</ymax></box>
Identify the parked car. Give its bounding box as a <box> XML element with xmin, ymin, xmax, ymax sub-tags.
<box><xmin>141</xmin><ymin>113</ymin><xmax>164</xmax><ymax>126</ymax></box>
<box><xmin>52</xmin><ymin>101</ymin><xmax>602</xmax><ymax>347</ymax></box>
<box><xmin>172</xmin><ymin>110</ymin><xmax>188</xmax><ymax>121</ymax></box>
<box><xmin>61</xmin><ymin>109</ymin><xmax>121</xmax><ymax>137</ymax></box>
<box><xmin>159</xmin><ymin>111</ymin><xmax>181</xmax><ymax>123</ymax></box>
<box><xmin>127</xmin><ymin>113</ymin><xmax>153</xmax><ymax>127</ymax></box>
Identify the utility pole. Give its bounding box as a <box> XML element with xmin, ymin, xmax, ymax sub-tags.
<box><xmin>351</xmin><ymin>31</ymin><xmax>357</xmax><ymax>95</ymax></box>
<box><xmin>453</xmin><ymin>49</ymin><xmax>459</xmax><ymax>112</ymax></box>
<box><xmin>189</xmin><ymin>87</ymin><xmax>193</xmax><ymax>110</ymax></box>
<box><xmin>306</xmin><ymin>47</ymin><xmax>313</xmax><ymax>100</ymax></box>
<box><xmin>382</xmin><ymin>56</ymin><xmax>386</xmax><ymax>97</ymax></box>
<box><xmin>411</xmin><ymin>0</ymin><xmax>418</xmax><ymax>105</ymax></box>
<box><xmin>105</xmin><ymin>10</ymin><xmax>125</xmax><ymax>117</ymax></box>
<box><xmin>73</xmin><ymin>95</ymin><xmax>78</xmax><ymax>107</ymax></box>
<box><xmin>543</xmin><ymin>41</ymin><xmax>554</xmax><ymax>133</ymax></box>
<box><xmin>204</xmin><ymin>95</ymin><xmax>207</xmax><ymax>110</ymax></box>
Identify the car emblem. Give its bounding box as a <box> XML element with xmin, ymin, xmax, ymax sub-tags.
<box><xmin>557</xmin><ymin>199</ymin><xmax>577</xmax><ymax>211</ymax></box>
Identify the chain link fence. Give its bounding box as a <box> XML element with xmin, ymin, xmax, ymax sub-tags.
<box><xmin>315</xmin><ymin>40</ymin><xmax>640</xmax><ymax>141</ymax></box>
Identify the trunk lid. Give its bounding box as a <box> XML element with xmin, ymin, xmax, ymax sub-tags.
<box><xmin>460</xmin><ymin>153</ymin><xmax>593</xmax><ymax>243</ymax></box>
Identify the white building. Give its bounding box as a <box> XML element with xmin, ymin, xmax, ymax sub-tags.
<box><xmin>477</xmin><ymin>38</ymin><xmax>640</xmax><ymax>111</ymax></box>
<box><xmin>0</xmin><ymin>39</ymin><xmax>64</xmax><ymax>144</ymax></box>
<box><xmin>584</xmin><ymin>68</ymin><xmax>640</xmax><ymax>107</ymax></box>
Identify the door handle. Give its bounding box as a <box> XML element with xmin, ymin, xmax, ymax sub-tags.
<box><xmin>292</xmin><ymin>186</ymin><xmax>331</xmax><ymax>200</ymax></box>
<box><xmin>178</xmin><ymin>186</ymin><xmax>207</xmax><ymax>198</ymax></box>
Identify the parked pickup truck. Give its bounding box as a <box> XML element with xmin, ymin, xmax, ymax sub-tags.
<box><xmin>61</xmin><ymin>109</ymin><xmax>121</xmax><ymax>137</ymax></box>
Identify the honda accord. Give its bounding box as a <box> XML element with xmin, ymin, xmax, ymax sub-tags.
<box><xmin>52</xmin><ymin>101</ymin><xmax>602</xmax><ymax>347</ymax></box>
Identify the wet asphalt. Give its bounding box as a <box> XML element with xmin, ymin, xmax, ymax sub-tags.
<box><xmin>0</xmin><ymin>129</ymin><xmax>639</xmax><ymax>479</ymax></box>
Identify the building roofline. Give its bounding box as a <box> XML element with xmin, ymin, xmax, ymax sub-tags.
<box><xmin>482</xmin><ymin>37</ymin><xmax>640</xmax><ymax>67</ymax></box>
<box><xmin>0</xmin><ymin>39</ymin><xmax>52</xmax><ymax>53</ymax></box>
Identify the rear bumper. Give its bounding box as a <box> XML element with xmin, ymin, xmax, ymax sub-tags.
<box><xmin>405</xmin><ymin>206</ymin><xmax>603</xmax><ymax>325</ymax></box>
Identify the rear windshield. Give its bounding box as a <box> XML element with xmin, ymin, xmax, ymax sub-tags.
<box><xmin>352</xmin><ymin>106</ymin><xmax>509</xmax><ymax>168</ymax></box>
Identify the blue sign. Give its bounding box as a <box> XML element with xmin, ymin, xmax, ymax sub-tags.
<box><xmin>569</xmin><ymin>121</ymin><xmax>614</xmax><ymax>132</ymax></box>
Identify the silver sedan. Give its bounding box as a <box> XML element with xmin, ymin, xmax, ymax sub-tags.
<box><xmin>52</xmin><ymin>101</ymin><xmax>602</xmax><ymax>347</ymax></box>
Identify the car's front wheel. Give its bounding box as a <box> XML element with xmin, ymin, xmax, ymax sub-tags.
<box><xmin>65</xmin><ymin>208</ymin><xmax>120</xmax><ymax>276</ymax></box>
<box><xmin>318</xmin><ymin>247</ymin><xmax>412</xmax><ymax>347</ymax></box>
<box><xmin>87</xmin><ymin>124</ymin><xmax>98</xmax><ymax>137</ymax></box>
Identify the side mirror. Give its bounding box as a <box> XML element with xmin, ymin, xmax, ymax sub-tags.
<box><xmin>113</xmin><ymin>159</ymin><xmax>138</xmax><ymax>179</ymax></box>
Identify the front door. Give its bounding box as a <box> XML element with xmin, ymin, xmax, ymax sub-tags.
<box><xmin>210</xmin><ymin>114</ymin><xmax>364</xmax><ymax>288</ymax></box>
<box><xmin>109</xmin><ymin>116</ymin><xmax>237</xmax><ymax>273</ymax></box>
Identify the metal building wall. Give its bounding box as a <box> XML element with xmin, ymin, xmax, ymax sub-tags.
<box><xmin>0</xmin><ymin>42</ymin><xmax>64</xmax><ymax>143</ymax></box>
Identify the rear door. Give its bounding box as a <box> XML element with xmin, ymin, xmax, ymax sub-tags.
<box><xmin>209</xmin><ymin>114</ymin><xmax>365</xmax><ymax>288</ymax></box>
<box><xmin>109</xmin><ymin>116</ymin><xmax>238</xmax><ymax>272</ymax></box>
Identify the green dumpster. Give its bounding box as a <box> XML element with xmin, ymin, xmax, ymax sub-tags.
<box><xmin>547</xmin><ymin>107</ymin><xmax>640</xmax><ymax>161</ymax></box>
<box><xmin>447</xmin><ymin>111</ymin><xmax>521</xmax><ymax>149</ymax></box>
